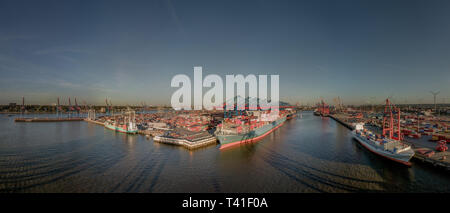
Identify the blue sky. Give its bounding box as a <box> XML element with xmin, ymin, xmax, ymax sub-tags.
<box><xmin>0</xmin><ymin>0</ymin><xmax>449</xmax><ymax>106</ymax></box>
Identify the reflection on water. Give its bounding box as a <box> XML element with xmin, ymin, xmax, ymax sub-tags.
<box><xmin>0</xmin><ymin>112</ymin><xmax>449</xmax><ymax>192</ymax></box>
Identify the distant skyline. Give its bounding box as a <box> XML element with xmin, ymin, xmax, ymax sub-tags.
<box><xmin>1</xmin><ymin>0</ymin><xmax>449</xmax><ymax>106</ymax></box>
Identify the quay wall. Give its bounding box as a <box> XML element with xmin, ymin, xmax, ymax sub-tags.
<box><xmin>329</xmin><ymin>113</ymin><xmax>450</xmax><ymax>171</ymax></box>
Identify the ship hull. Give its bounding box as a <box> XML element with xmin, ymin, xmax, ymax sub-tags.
<box><xmin>105</xmin><ymin>123</ymin><xmax>138</xmax><ymax>134</ymax></box>
<box><xmin>217</xmin><ymin>117</ymin><xmax>286</xmax><ymax>149</ymax></box>
<box><xmin>352</xmin><ymin>132</ymin><xmax>414</xmax><ymax>166</ymax></box>
<box><xmin>287</xmin><ymin>113</ymin><xmax>297</xmax><ymax>120</ymax></box>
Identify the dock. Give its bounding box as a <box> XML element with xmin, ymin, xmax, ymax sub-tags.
<box><xmin>85</xmin><ymin>117</ymin><xmax>215</xmax><ymax>149</ymax></box>
<box><xmin>15</xmin><ymin>117</ymin><xmax>85</xmax><ymax>122</ymax></box>
<box><xmin>328</xmin><ymin>114</ymin><xmax>355</xmax><ymax>130</ymax></box>
<box><xmin>329</xmin><ymin>113</ymin><xmax>450</xmax><ymax>171</ymax></box>
<box><xmin>85</xmin><ymin>118</ymin><xmax>167</xmax><ymax>137</ymax></box>
<box><xmin>86</xmin><ymin>118</ymin><xmax>164</xmax><ymax>135</ymax></box>
<box><xmin>411</xmin><ymin>149</ymin><xmax>450</xmax><ymax>171</ymax></box>
<box><xmin>84</xmin><ymin>118</ymin><xmax>105</xmax><ymax>126</ymax></box>
<box><xmin>138</xmin><ymin>129</ymin><xmax>165</xmax><ymax>137</ymax></box>
<box><xmin>153</xmin><ymin>128</ymin><xmax>217</xmax><ymax>150</ymax></box>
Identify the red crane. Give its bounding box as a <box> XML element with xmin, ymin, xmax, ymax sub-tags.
<box><xmin>74</xmin><ymin>97</ymin><xmax>81</xmax><ymax>113</ymax></box>
<box><xmin>57</xmin><ymin>97</ymin><xmax>62</xmax><ymax>115</ymax></box>
<box><xmin>317</xmin><ymin>100</ymin><xmax>329</xmax><ymax>116</ymax></box>
<box><xmin>382</xmin><ymin>99</ymin><xmax>401</xmax><ymax>140</ymax></box>
<box><xmin>68</xmin><ymin>97</ymin><xmax>74</xmax><ymax>111</ymax></box>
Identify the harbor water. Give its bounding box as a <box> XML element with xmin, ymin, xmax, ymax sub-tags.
<box><xmin>0</xmin><ymin>112</ymin><xmax>449</xmax><ymax>192</ymax></box>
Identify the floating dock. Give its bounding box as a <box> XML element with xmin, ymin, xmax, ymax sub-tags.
<box><xmin>153</xmin><ymin>128</ymin><xmax>217</xmax><ymax>149</ymax></box>
<box><xmin>84</xmin><ymin>118</ymin><xmax>105</xmax><ymax>126</ymax></box>
<box><xmin>138</xmin><ymin>129</ymin><xmax>165</xmax><ymax>137</ymax></box>
<box><xmin>15</xmin><ymin>117</ymin><xmax>84</xmax><ymax>122</ymax></box>
<box><xmin>85</xmin><ymin>118</ymin><xmax>166</xmax><ymax>137</ymax></box>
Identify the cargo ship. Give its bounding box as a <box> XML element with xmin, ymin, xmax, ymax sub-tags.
<box><xmin>215</xmin><ymin>111</ymin><xmax>287</xmax><ymax>149</ymax></box>
<box><xmin>104</xmin><ymin>120</ymin><xmax>138</xmax><ymax>134</ymax></box>
<box><xmin>352</xmin><ymin>123</ymin><xmax>414</xmax><ymax>166</ymax></box>
<box><xmin>104</xmin><ymin>109</ymin><xmax>138</xmax><ymax>134</ymax></box>
<box><xmin>314</xmin><ymin>100</ymin><xmax>330</xmax><ymax>116</ymax></box>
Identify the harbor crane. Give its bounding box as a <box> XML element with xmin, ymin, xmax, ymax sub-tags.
<box><xmin>74</xmin><ymin>98</ymin><xmax>81</xmax><ymax>115</ymax></box>
<box><xmin>68</xmin><ymin>97</ymin><xmax>75</xmax><ymax>117</ymax></box>
<box><xmin>382</xmin><ymin>98</ymin><xmax>401</xmax><ymax>141</ymax></box>
<box><xmin>56</xmin><ymin>97</ymin><xmax>62</xmax><ymax>117</ymax></box>
<box><xmin>105</xmin><ymin>98</ymin><xmax>113</xmax><ymax>115</ymax></box>
<box><xmin>105</xmin><ymin>98</ymin><xmax>109</xmax><ymax>115</ymax></box>
<box><xmin>21</xmin><ymin>96</ymin><xmax>25</xmax><ymax>115</ymax></box>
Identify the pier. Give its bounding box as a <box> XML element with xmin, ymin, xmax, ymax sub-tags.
<box><xmin>153</xmin><ymin>135</ymin><xmax>217</xmax><ymax>149</ymax></box>
<box><xmin>15</xmin><ymin>117</ymin><xmax>85</xmax><ymax>122</ymax></box>
<box><xmin>328</xmin><ymin>114</ymin><xmax>355</xmax><ymax>130</ymax></box>
<box><xmin>138</xmin><ymin>129</ymin><xmax>165</xmax><ymax>137</ymax></box>
<box><xmin>85</xmin><ymin>117</ymin><xmax>216</xmax><ymax>149</ymax></box>
<box><xmin>85</xmin><ymin>118</ymin><xmax>105</xmax><ymax>126</ymax></box>
<box><xmin>153</xmin><ymin>128</ymin><xmax>217</xmax><ymax>150</ymax></box>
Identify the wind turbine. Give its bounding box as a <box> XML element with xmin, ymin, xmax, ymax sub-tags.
<box><xmin>430</xmin><ymin>90</ymin><xmax>440</xmax><ymax>113</ymax></box>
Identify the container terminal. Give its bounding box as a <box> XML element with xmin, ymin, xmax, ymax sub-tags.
<box><xmin>85</xmin><ymin>107</ymin><xmax>221</xmax><ymax>149</ymax></box>
<box><xmin>84</xmin><ymin>102</ymin><xmax>297</xmax><ymax>150</ymax></box>
<box><xmin>3</xmin><ymin>95</ymin><xmax>449</xmax><ymax>171</ymax></box>
<box><xmin>319</xmin><ymin>99</ymin><xmax>450</xmax><ymax>171</ymax></box>
<box><xmin>153</xmin><ymin>128</ymin><xmax>217</xmax><ymax>149</ymax></box>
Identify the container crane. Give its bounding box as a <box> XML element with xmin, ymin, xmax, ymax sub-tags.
<box><xmin>21</xmin><ymin>96</ymin><xmax>25</xmax><ymax>114</ymax></box>
<box><xmin>75</xmin><ymin>98</ymin><xmax>81</xmax><ymax>116</ymax></box>
<box><xmin>57</xmin><ymin>97</ymin><xmax>62</xmax><ymax>117</ymax></box>
<box><xmin>382</xmin><ymin>98</ymin><xmax>402</xmax><ymax>141</ymax></box>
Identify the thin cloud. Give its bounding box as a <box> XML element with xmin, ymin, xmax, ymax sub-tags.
<box><xmin>0</xmin><ymin>34</ymin><xmax>35</xmax><ymax>41</ymax></box>
<box><xmin>33</xmin><ymin>46</ymin><xmax>90</xmax><ymax>55</ymax></box>
<box><xmin>165</xmin><ymin>0</ymin><xmax>185</xmax><ymax>35</ymax></box>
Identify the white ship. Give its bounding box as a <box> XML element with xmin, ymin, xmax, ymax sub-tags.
<box><xmin>352</xmin><ymin>123</ymin><xmax>415</xmax><ymax>166</ymax></box>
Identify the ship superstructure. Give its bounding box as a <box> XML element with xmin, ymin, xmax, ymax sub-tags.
<box><xmin>104</xmin><ymin>108</ymin><xmax>138</xmax><ymax>134</ymax></box>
